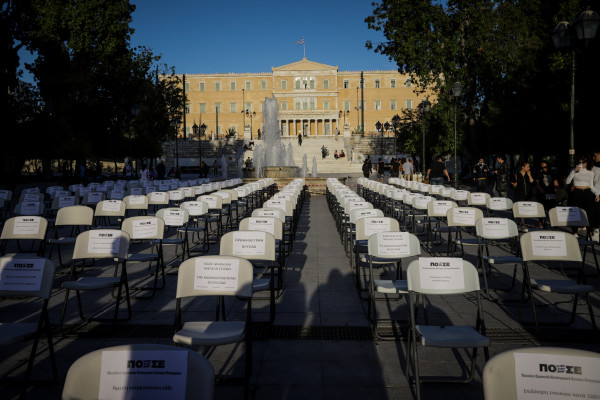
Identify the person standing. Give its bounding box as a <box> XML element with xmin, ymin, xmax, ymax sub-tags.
<box><xmin>403</xmin><ymin>158</ymin><xmax>414</xmax><ymax>181</ymax></box>
<box><xmin>390</xmin><ymin>158</ymin><xmax>399</xmax><ymax>178</ymax></box>
<box><xmin>512</xmin><ymin>161</ymin><xmax>534</xmax><ymax>202</ymax></box>
<box><xmin>427</xmin><ymin>156</ymin><xmax>451</xmax><ymax>185</ymax></box>
<box><xmin>566</xmin><ymin>155</ymin><xmax>600</xmax><ymax>238</ymax></box>
<box><xmin>156</xmin><ymin>160</ymin><xmax>166</xmax><ymax>180</ymax></box>
<box><xmin>366</xmin><ymin>156</ymin><xmax>373</xmax><ymax>175</ymax></box>
<box><xmin>377</xmin><ymin>158</ymin><xmax>385</xmax><ymax>183</ymax></box>
<box><xmin>592</xmin><ymin>151</ymin><xmax>600</xmax><ymax>241</ymax></box>
<box><xmin>492</xmin><ymin>155</ymin><xmax>509</xmax><ymax>197</ymax></box>
<box><xmin>362</xmin><ymin>159</ymin><xmax>370</xmax><ymax>178</ymax></box>
<box><xmin>472</xmin><ymin>158</ymin><xmax>489</xmax><ymax>192</ymax></box>
<box><xmin>298</xmin><ymin>133</ymin><xmax>302</xmax><ymax>146</ymax></box>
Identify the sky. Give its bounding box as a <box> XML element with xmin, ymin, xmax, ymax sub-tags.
<box><xmin>129</xmin><ymin>0</ymin><xmax>398</xmax><ymax>75</ymax></box>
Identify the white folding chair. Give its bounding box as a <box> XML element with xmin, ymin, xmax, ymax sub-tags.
<box><xmin>47</xmin><ymin>205</ymin><xmax>94</xmax><ymax>268</ymax></box>
<box><xmin>0</xmin><ymin>216</ymin><xmax>48</xmax><ymax>257</ymax></box>
<box><xmin>156</xmin><ymin>208</ymin><xmax>190</xmax><ymax>264</ymax></box>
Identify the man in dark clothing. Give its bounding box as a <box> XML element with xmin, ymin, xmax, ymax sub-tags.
<box><xmin>156</xmin><ymin>161</ymin><xmax>166</xmax><ymax>180</ymax></box>
<box><xmin>472</xmin><ymin>157</ymin><xmax>489</xmax><ymax>192</ymax></box>
<box><xmin>492</xmin><ymin>155</ymin><xmax>509</xmax><ymax>197</ymax></box>
<box><xmin>362</xmin><ymin>159</ymin><xmax>370</xmax><ymax>178</ymax></box>
<box><xmin>426</xmin><ymin>156</ymin><xmax>450</xmax><ymax>185</ymax></box>
<box><xmin>535</xmin><ymin>161</ymin><xmax>558</xmax><ymax>211</ymax></box>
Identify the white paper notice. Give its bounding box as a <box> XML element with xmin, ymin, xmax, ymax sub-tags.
<box><xmin>20</xmin><ymin>202</ymin><xmax>40</xmax><ymax>215</ymax></box>
<box><xmin>0</xmin><ymin>257</ymin><xmax>44</xmax><ymax>291</ymax></box>
<box><xmin>99</xmin><ymin>350</ymin><xmax>187</xmax><ymax>400</ymax></box>
<box><xmin>58</xmin><ymin>196</ymin><xmax>76</xmax><ymax>208</ymax></box>
<box><xmin>414</xmin><ymin>196</ymin><xmax>432</xmax><ymax>209</ymax></box>
<box><xmin>257</xmin><ymin>210</ymin><xmax>279</xmax><ymax>218</ymax></box>
<box><xmin>23</xmin><ymin>193</ymin><xmax>40</xmax><ymax>202</ymax></box>
<box><xmin>183</xmin><ymin>202</ymin><xmax>205</xmax><ymax>216</ymax></box>
<box><xmin>518</xmin><ymin>202</ymin><xmax>539</xmax><ymax>216</ymax></box>
<box><xmin>162</xmin><ymin>210</ymin><xmax>185</xmax><ymax>226</ymax></box>
<box><xmin>514</xmin><ymin>352</ymin><xmax>600</xmax><ymax>400</ymax></box>
<box><xmin>433</xmin><ymin>201</ymin><xmax>453</xmax><ymax>216</ymax></box>
<box><xmin>355</xmin><ymin>209</ymin><xmax>381</xmax><ymax>220</ymax></box>
<box><xmin>470</xmin><ymin>193</ymin><xmax>486</xmax><ymax>205</ymax></box>
<box><xmin>453</xmin><ymin>208</ymin><xmax>476</xmax><ymax>225</ymax></box>
<box><xmin>348</xmin><ymin>202</ymin><xmax>369</xmax><ymax>212</ymax></box>
<box><xmin>128</xmin><ymin>195</ymin><xmax>146</xmax><ymax>205</ymax></box>
<box><xmin>377</xmin><ymin>232</ymin><xmax>411</xmax><ymax>256</ymax></box>
<box><xmin>87</xmin><ymin>192</ymin><xmax>103</xmax><ymax>203</ymax></box>
<box><xmin>556</xmin><ymin>207</ymin><xmax>581</xmax><ymax>223</ymax></box>
<box><xmin>232</xmin><ymin>231</ymin><xmax>266</xmax><ymax>255</ymax></box>
<box><xmin>530</xmin><ymin>232</ymin><xmax>567</xmax><ymax>257</ymax></box>
<box><xmin>201</xmin><ymin>196</ymin><xmax>218</xmax><ymax>209</ymax></box>
<box><xmin>194</xmin><ymin>257</ymin><xmax>240</xmax><ymax>291</ymax></box>
<box><xmin>88</xmin><ymin>230</ymin><xmax>121</xmax><ymax>254</ymax></box>
<box><xmin>481</xmin><ymin>218</ymin><xmax>510</xmax><ymax>238</ymax></box>
<box><xmin>248</xmin><ymin>218</ymin><xmax>275</xmax><ymax>236</ymax></box>
<box><xmin>150</xmin><ymin>192</ymin><xmax>167</xmax><ymax>202</ymax></box>
<box><xmin>363</xmin><ymin>218</ymin><xmax>392</xmax><ymax>237</ymax></box>
<box><xmin>12</xmin><ymin>216</ymin><xmax>41</xmax><ymax>235</ymax></box>
<box><xmin>490</xmin><ymin>197</ymin><xmax>509</xmax><ymax>210</ymax></box>
<box><xmin>132</xmin><ymin>218</ymin><xmax>159</xmax><ymax>239</ymax></box>
<box><xmin>419</xmin><ymin>257</ymin><xmax>465</xmax><ymax>290</ymax></box>
<box><xmin>102</xmin><ymin>200</ymin><xmax>123</xmax><ymax>212</ymax></box>
<box><xmin>453</xmin><ymin>190</ymin><xmax>469</xmax><ymax>201</ymax></box>
<box><xmin>130</xmin><ymin>187</ymin><xmax>143</xmax><ymax>195</ymax></box>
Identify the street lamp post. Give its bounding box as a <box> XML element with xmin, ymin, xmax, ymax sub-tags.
<box><xmin>552</xmin><ymin>8</ymin><xmax>600</xmax><ymax>167</ymax></box>
<box><xmin>418</xmin><ymin>99</ymin><xmax>431</xmax><ymax>174</ymax></box>
<box><xmin>451</xmin><ymin>82</ymin><xmax>463</xmax><ymax>189</ymax></box>
<box><xmin>338</xmin><ymin>110</ymin><xmax>349</xmax><ymax>134</ymax></box>
<box><xmin>242</xmin><ymin>109</ymin><xmax>256</xmax><ymax>140</ymax></box>
<box><xmin>192</xmin><ymin>122</ymin><xmax>207</xmax><ymax>178</ymax></box>
<box><xmin>130</xmin><ymin>103</ymin><xmax>140</xmax><ymax>170</ymax></box>
<box><xmin>172</xmin><ymin>118</ymin><xmax>182</xmax><ymax>178</ymax></box>
<box><xmin>375</xmin><ymin>121</ymin><xmax>390</xmax><ymax>157</ymax></box>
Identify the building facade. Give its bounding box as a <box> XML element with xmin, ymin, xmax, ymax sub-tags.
<box><xmin>180</xmin><ymin>58</ymin><xmax>430</xmax><ymax>140</ymax></box>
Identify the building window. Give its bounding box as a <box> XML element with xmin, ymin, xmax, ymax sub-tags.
<box><xmin>323</xmin><ymin>101</ymin><xmax>330</xmax><ymax>110</ymax></box>
<box><xmin>230</xmin><ymin>81</ymin><xmax>236</xmax><ymax>91</ymax></box>
<box><xmin>199</xmin><ymin>82</ymin><xmax>205</xmax><ymax>91</ymax></box>
<box><xmin>215</xmin><ymin>82</ymin><xmax>221</xmax><ymax>91</ymax></box>
<box><xmin>324</xmin><ymin>124</ymin><xmax>331</xmax><ymax>135</ymax></box>
<box><xmin>405</xmin><ymin>78</ymin><xmax>412</xmax><ymax>87</ymax></box>
<box><xmin>390</xmin><ymin>100</ymin><xmax>397</xmax><ymax>110</ymax></box>
<box><xmin>295</xmin><ymin>77</ymin><xmax>301</xmax><ymax>89</ymax></box>
<box><xmin>343</xmin><ymin>80</ymin><xmax>349</xmax><ymax>89</ymax></box>
<box><xmin>230</xmin><ymin>103</ymin><xmax>237</xmax><ymax>113</ymax></box>
<box><xmin>323</xmin><ymin>79</ymin><xmax>329</xmax><ymax>89</ymax></box>
<box><xmin>343</xmin><ymin>100</ymin><xmax>350</xmax><ymax>111</ymax></box>
<box><xmin>261</xmin><ymin>80</ymin><xmax>266</xmax><ymax>90</ymax></box>
<box><xmin>199</xmin><ymin>103</ymin><xmax>206</xmax><ymax>113</ymax></box>
<box><xmin>309</xmin><ymin>78</ymin><xmax>315</xmax><ymax>89</ymax></box>
<box><xmin>390</xmin><ymin>79</ymin><xmax>396</xmax><ymax>88</ymax></box>
<box><xmin>310</xmin><ymin>98</ymin><xmax>315</xmax><ymax>110</ymax></box>
<box><xmin>375</xmin><ymin>79</ymin><xmax>380</xmax><ymax>88</ymax></box>
<box><xmin>295</xmin><ymin>99</ymin><xmax>301</xmax><ymax>110</ymax></box>
<box><xmin>303</xmin><ymin>98</ymin><xmax>308</xmax><ymax>110</ymax></box>
<box><xmin>281</xmin><ymin>80</ymin><xmax>287</xmax><ymax>90</ymax></box>
<box><xmin>245</xmin><ymin>81</ymin><xmax>251</xmax><ymax>91</ymax></box>
<box><xmin>185</xmin><ymin>82</ymin><xmax>190</xmax><ymax>91</ymax></box>
<box><xmin>406</xmin><ymin>99</ymin><xmax>413</xmax><ymax>109</ymax></box>
<box><xmin>185</xmin><ymin>103</ymin><xmax>190</xmax><ymax>114</ymax></box>
<box><xmin>215</xmin><ymin>103</ymin><xmax>221</xmax><ymax>113</ymax></box>
<box><xmin>281</xmin><ymin>101</ymin><xmax>288</xmax><ymax>111</ymax></box>
<box><xmin>374</xmin><ymin>100</ymin><xmax>381</xmax><ymax>110</ymax></box>
<box><xmin>245</xmin><ymin>102</ymin><xmax>252</xmax><ymax>112</ymax></box>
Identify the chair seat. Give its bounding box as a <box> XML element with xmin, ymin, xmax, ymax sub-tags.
<box><xmin>484</xmin><ymin>255</ymin><xmax>523</xmax><ymax>265</ymax></box>
<box><xmin>432</xmin><ymin>226</ymin><xmax>458</xmax><ymax>233</ymax></box>
<box><xmin>185</xmin><ymin>226</ymin><xmax>205</xmax><ymax>233</ymax></box>
<box><xmin>173</xmin><ymin>321</ymin><xmax>246</xmax><ymax>346</ymax></box>
<box><xmin>530</xmin><ymin>279</ymin><xmax>594</xmax><ymax>294</ymax></box>
<box><xmin>0</xmin><ymin>322</ymin><xmax>38</xmax><ymax>345</ymax></box>
<box><xmin>253</xmin><ymin>278</ymin><xmax>270</xmax><ymax>292</ymax></box>
<box><xmin>48</xmin><ymin>237</ymin><xmax>77</xmax><ymax>245</ymax></box>
<box><xmin>127</xmin><ymin>253</ymin><xmax>159</xmax><ymax>263</ymax></box>
<box><xmin>416</xmin><ymin>325</ymin><xmax>490</xmax><ymax>348</ymax></box>
<box><xmin>154</xmin><ymin>238</ymin><xmax>185</xmax><ymax>246</ymax></box>
<box><xmin>375</xmin><ymin>279</ymin><xmax>408</xmax><ymax>294</ymax></box>
<box><xmin>62</xmin><ymin>276</ymin><xmax>121</xmax><ymax>290</ymax></box>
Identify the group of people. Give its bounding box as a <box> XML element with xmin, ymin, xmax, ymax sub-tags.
<box><xmin>362</xmin><ymin>156</ymin><xmax>418</xmax><ymax>183</ymax></box>
<box><xmin>333</xmin><ymin>150</ymin><xmax>345</xmax><ymax>159</ymax></box>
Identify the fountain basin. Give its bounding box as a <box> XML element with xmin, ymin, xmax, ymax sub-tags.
<box><xmin>243</xmin><ymin>176</ymin><xmax>347</xmax><ymax>195</ymax></box>
<box><xmin>263</xmin><ymin>166</ymin><xmax>301</xmax><ymax>179</ymax></box>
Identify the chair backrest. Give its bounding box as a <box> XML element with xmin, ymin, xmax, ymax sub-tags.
<box><xmin>0</xmin><ymin>256</ymin><xmax>55</xmax><ymax>299</ymax></box>
<box><xmin>176</xmin><ymin>255</ymin><xmax>254</xmax><ymax>299</ymax></box>
<box><xmin>1</xmin><ymin>216</ymin><xmax>48</xmax><ymax>241</ymax></box>
<box><xmin>213</xmin><ymin>191</ymin><xmax>232</xmax><ymax>205</ymax></box>
<box><xmin>55</xmin><ymin>205</ymin><xmax>94</xmax><ymax>227</ymax></box>
<box><xmin>72</xmin><ymin>229</ymin><xmax>130</xmax><ymax>260</ymax></box>
<box><xmin>349</xmin><ymin>208</ymin><xmax>384</xmax><ymax>224</ymax></box>
<box><xmin>180</xmin><ymin>201</ymin><xmax>209</xmax><ymax>217</ymax></box>
<box><xmin>81</xmin><ymin>192</ymin><xmax>105</xmax><ymax>206</ymax></box>
<box><xmin>252</xmin><ymin>207</ymin><xmax>286</xmax><ymax>223</ymax></box>
<box><xmin>147</xmin><ymin>191</ymin><xmax>170</xmax><ymax>205</ymax></box>
<box><xmin>121</xmin><ymin>216</ymin><xmax>165</xmax><ymax>240</ymax></box>
<box><xmin>19</xmin><ymin>192</ymin><xmax>44</xmax><ymax>203</ymax></box>
<box><xmin>264</xmin><ymin>199</ymin><xmax>293</xmax><ymax>217</ymax></box>
<box><xmin>548</xmin><ymin>206</ymin><xmax>589</xmax><ymax>228</ymax></box>
<box><xmin>239</xmin><ymin>217</ymin><xmax>283</xmax><ymax>240</ymax></box>
<box><xmin>520</xmin><ymin>231</ymin><xmax>582</xmax><ymax>262</ymax></box>
<box><xmin>512</xmin><ymin>201</ymin><xmax>545</xmax><ymax>219</ymax></box>
<box><xmin>219</xmin><ymin>230</ymin><xmax>276</xmax><ymax>261</ymax></box>
<box><xmin>355</xmin><ymin>217</ymin><xmax>400</xmax><ymax>241</ymax></box>
<box><xmin>467</xmin><ymin>192</ymin><xmax>490</xmax><ymax>206</ymax></box>
<box><xmin>368</xmin><ymin>231</ymin><xmax>421</xmax><ymax>259</ymax></box>
<box><xmin>427</xmin><ymin>200</ymin><xmax>458</xmax><ymax>218</ymax></box>
<box><xmin>482</xmin><ymin>347</ymin><xmax>600</xmax><ymax>400</ymax></box>
<box><xmin>0</xmin><ymin>189</ymin><xmax>13</xmax><ymax>202</ymax></box>
<box><xmin>94</xmin><ymin>200</ymin><xmax>126</xmax><ymax>218</ymax></box>
<box><xmin>406</xmin><ymin>257</ymin><xmax>480</xmax><ymax>295</ymax></box>
<box><xmin>123</xmin><ymin>194</ymin><xmax>149</xmax><ymax>211</ymax></box>
<box><xmin>14</xmin><ymin>201</ymin><xmax>45</xmax><ymax>216</ymax></box>
<box><xmin>475</xmin><ymin>217</ymin><xmax>519</xmax><ymax>240</ymax></box>
<box><xmin>487</xmin><ymin>196</ymin><xmax>513</xmax><ymax>211</ymax></box>
<box><xmin>62</xmin><ymin>343</ymin><xmax>215</xmax><ymax>400</ymax></box>
<box><xmin>156</xmin><ymin>208</ymin><xmax>190</xmax><ymax>228</ymax></box>
<box><xmin>446</xmin><ymin>207</ymin><xmax>484</xmax><ymax>227</ymax></box>
<box><xmin>50</xmin><ymin>195</ymin><xmax>80</xmax><ymax>211</ymax></box>
<box><xmin>198</xmin><ymin>195</ymin><xmax>223</xmax><ymax>210</ymax></box>
<box><xmin>221</xmin><ymin>189</ymin><xmax>239</xmax><ymax>202</ymax></box>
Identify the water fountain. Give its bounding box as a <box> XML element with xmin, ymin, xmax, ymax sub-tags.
<box><xmin>301</xmin><ymin>154</ymin><xmax>308</xmax><ymax>178</ymax></box>
<box><xmin>253</xmin><ymin>97</ymin><xmax>300</xmax><ymax>178</ymax></box>
<box><xmin>311</xmin><ymin>156</ymin><xmax>318</xmax><ymax>178</ymax></box>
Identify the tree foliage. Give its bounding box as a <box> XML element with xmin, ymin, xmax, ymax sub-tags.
<box><xmin>366</xmin><ymin>0</ymin><xmax>600</xmax><ymax>168</ymax></box>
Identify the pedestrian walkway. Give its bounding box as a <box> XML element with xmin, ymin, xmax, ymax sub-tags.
<box><xmin>1</xmin><ymin>187</ymin><xmax>599</xmax><ymax>399</ymax></box>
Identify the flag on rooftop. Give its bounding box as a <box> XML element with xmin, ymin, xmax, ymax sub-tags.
<box><xmin>296</xmin><ymin>37</ymin><xmax>304</xmax><ymax>45</ymax></box>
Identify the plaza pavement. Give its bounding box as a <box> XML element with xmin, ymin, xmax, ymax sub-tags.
<box><xmin>1</xmin><ymin>173</ymin><xmax>599</xmax><ymax>399</ymax></box>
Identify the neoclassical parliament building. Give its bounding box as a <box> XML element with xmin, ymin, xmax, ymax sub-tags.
<box><xmin>180</xmin><ymin>58</ymin><xmax>430</xmax><ymax>140</ymax></box>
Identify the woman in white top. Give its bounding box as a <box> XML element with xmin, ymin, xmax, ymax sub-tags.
<box><xmin>566</xmin><ymin>155</ymin><xmax>600</xmax><ymax>235</ymax></box>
